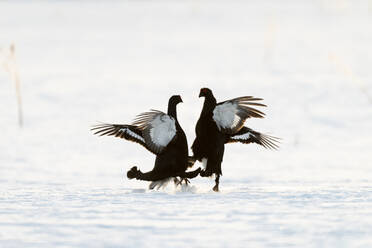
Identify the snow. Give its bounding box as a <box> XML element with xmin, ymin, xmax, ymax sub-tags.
<box><xmin>1</xmin><ymin>0</ymin><xmax>372</xmax><ymax>247</ymax></box>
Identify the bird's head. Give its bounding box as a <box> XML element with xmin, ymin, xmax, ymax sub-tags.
<box><xmin>169</xmin><ymin>95</ymin><xmax>183</xmax><ymax>106</ymax></box>
<box><xmin>199</xmin><ymin>87</ymin><xmax>213</xmax><ymax>98</ymax></box>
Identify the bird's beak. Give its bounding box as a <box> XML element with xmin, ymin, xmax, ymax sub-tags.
<box><xmin>180</xmin><ymin>97</ymin><xmax>183</xmax><ymax>103</ymax></box>
<box><xmin>199</xmin><ymin>91</ymin><xmax>203</xmax><ymax>97</ymax></box>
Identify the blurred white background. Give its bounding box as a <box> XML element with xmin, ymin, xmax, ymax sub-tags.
<box><xmin>1</xmin><ymin>1</ymin><xmax>372</xmax><ymax>247</ymax></box>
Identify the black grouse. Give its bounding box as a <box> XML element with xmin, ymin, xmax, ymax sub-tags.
<box><xmin>92</xmin><ymin>95</ymin><xmax>200</xmax><ymax>189</ymax></box>
<box><xmin>191</xmin><ymin>88</ymin><xmax>279</xmax><ymax>192</ymax></box>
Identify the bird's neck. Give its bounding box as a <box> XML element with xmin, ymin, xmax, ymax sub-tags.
<box><xmin>201</xmin><ymin>95</ymin><xmax>217</xmax><ymax>116</ymax></box>
<box><xmin>167</xmin><ymin>104</ymin><xmax>178</xmax><ymax>120</ymax></box>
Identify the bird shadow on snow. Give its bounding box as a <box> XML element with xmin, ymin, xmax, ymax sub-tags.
<box><xmin>129</xmin><ymin>184</ymin><xmax>200</xmax><ymax>194</ymax></box>
<box><xmin>128</xmin><ymin>180</ymin><xmax>238</xmax><ymax>195</ymax></box>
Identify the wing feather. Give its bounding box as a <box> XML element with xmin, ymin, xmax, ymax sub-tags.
<box><xmin>213</xmin><ymin>96</ymin><xmax>266</xmax><ymax>134</ymax></box>
<box><xmin>227</xmin><ymin>127</ymin><xmax>280</xmax><ymax>150</ymax></box>
<box><xmin>132</xmin><ymin>110</ymin><xmax>177</xmax><ymax>154</ymax></box>
<box><xmin>91</xmin><ymin>123</ymin><xmax>154</xmax><ymax>151</ymax></box>
<box><xmin>92</xmin><ymin>111</ymin><xmax>177</xmax><ymax>155</ymax></box>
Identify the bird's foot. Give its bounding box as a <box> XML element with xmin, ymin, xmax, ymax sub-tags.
<box><xmin>176</xmin><ymin>178</ymin><xmax>190</xmax><ymax>186</ymax></box>
<box><xmin>212</xmin><ymin>184</ymin><xmax>219</xmax><ymax>192</ymax></box>
<box><xmin>127</xmin><ymin>166</ymin><xmax>140</xmax><ymax>179</ymax></box>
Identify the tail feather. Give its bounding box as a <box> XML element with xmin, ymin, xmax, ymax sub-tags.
<box><xmin>227</xmin><ymin>126</ymin><xmax>280</xmax><ymax>150</ymax></box>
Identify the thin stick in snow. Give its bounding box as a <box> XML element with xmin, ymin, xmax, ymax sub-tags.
<box><xmin>1</xmin><ymin>44</ymin><xmax>23</xmax><ymax>127</ymax></box>
<box><xmin>10</xmin><ymin>44</ymin><xmax>23</xmax><ymax>127</ymax></box>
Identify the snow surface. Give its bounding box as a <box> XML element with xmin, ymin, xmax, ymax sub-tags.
<box><xmin>1</xmin><ymin>0</ymin><xmax>372</xmax><ymax>247</ymax></box>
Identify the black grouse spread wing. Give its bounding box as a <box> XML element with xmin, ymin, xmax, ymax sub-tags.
<box><xmin>212</xmin><ymin>96</ymin><xmax>266</xmax><ymax>134</ymax></box>
<box><xmin>132</xmin><ymin>110</ymin><xmax>177</xmax><ymax>154</ymax></box>
<box><xmin>91</xmin><ymin>123</ymin><xmax>151</xmax><ymax>151</ymax></box>
<box><xmin>92</xmin><ymin>110</ymin><xmax>177</xmax><ymax>155</ymax></box>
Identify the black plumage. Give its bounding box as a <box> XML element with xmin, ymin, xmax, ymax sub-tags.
<box><xmin>92</xmin><ymin>95</ymin><xmax>200</xmax><ymax>189</ymax></box>
<box><xmin>191</xmin><ymin>88</ymin><xmax>280</xmax><ymax>192</ymax></box>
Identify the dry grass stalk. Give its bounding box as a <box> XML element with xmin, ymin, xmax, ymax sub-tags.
<box><xmin>1</xmin><ymin>43</ymin><xmax>23</xmax><ymax>127</ymax></box>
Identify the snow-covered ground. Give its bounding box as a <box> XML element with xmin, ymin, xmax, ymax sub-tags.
<box><xmin>1</xmin><ymin>1</ymin><xmax>372</xmax><ymax>247</ymax></box>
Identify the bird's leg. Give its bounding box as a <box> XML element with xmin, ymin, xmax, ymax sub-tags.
<box><xmin>175</xmin><ymin>177</ymin><xmax>190</xmax><ymax>186</ymax></box>
<box><xmin>173</xmin><ymin>177</ymin><xmax>181</xmax><ymax>185</ymax></box>
<box><xmin>174</xmin><ymin>167</ymin><xmax>201</xmax><ymax>186</ymax></box>
<box><xmin>212</xmin><ymin>174</ymin><xmax>220</xmax><ymax>192</ymax></box>
<box><xmin>181</xmin><ymin>178</ymin><xmax>190</xmax><ymax>185</ymax></box>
